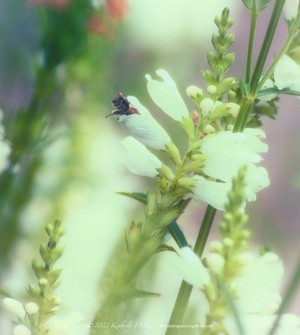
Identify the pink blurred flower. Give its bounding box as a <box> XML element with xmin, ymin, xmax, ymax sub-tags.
<box><xmin>105</xmin><ymin>0</ymin><xmax>128</xmax><ymax>20</ymax></box>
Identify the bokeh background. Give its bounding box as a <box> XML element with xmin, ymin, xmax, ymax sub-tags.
<box><xmin>0</xmin><ymin>0</ymin><xmax>299</xmax><ymax>334</ymax></box>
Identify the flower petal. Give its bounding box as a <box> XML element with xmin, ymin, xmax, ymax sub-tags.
<box><xmin>173</xmin><ymin>247</ymin><xmax>210</xmax><ymax>288</ymax></box>
<box><xmin>119</xmin><ymin>137</ymin><xmax>162</xmax><ymax>177</ymax></box>
<box><xmin>274</xmin><ymin>54</ymin><xmax>300</xmax><ymax>91</ymax></box>
<box><xmin>146</xmin><ymin>69</ymin><xmax>189</xmax><ymax>122</ymax></box>
<box><xmin>192</xmin><ymin>175</ymin><xmax>232</xmax><ymax>211</ymax></box>
<box><xmin>119</xmin><ymin>96</ymin><xmax>171</xmax><ymax>150</ymax></box>
<box><xmin>232</xmin><ymin>252</ymin><xmax>284</xmax><ymax>314</ymax></box>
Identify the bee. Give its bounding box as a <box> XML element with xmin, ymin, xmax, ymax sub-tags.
<box><xmin>106</xmin><ymin>92</ymin><xmax>139</xmax><ymax>118</ymax></box>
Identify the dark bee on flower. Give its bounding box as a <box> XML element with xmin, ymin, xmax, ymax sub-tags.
<box><xmin>106</xmin><ymin>92</ymin><xmax>139</xmax><ymax>118</ymax></box>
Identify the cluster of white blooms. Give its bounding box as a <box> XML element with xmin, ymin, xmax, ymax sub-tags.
<box><xmin>2</xmin><ymin>298</ymin><xmax>38</xmax><ymax>335</ymax></box>
<box><xmin>112</xmin><ymin>69</ymin><xmax>270</xmax><ymax>211</ymax></box>
<box><xmin>192</xmin><ymin>128</ymin><xmax>270</xmax><ymax>210</ymax></box>
<box><xmin>2</xmin><ymin>297</ymin><xmax>84</xmax><ymax>335</ymax></box>
<box><xmin>172</xmin><ymin>248</ymin><xmax>300</xmax><ymax>335</ymax></box>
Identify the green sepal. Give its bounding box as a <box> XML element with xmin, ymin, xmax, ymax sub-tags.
<box><xmin>128</xmin><ymin>289</ymin><xmax>160</xmax><ymax>300</ymax></box>
<box><xmin>146</xmin><ymin>191</ymin><xmax>158</xmax><ymax>217</ymax></box>
<box><xmin>116</xmin><ymin>191</ymin><xmax>148</xmax><ymax>204</ymax></box>
<box><xmin>155</xmin><ymin>244</ymin><xmax>177</xmax><ymax>254</ymax></box>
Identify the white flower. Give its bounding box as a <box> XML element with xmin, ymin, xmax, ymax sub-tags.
<box><xmin>13</xmin><ymin>325</ymin><xmax>31</xmax><ymax>335</ymax></box>
<box><xmin>223</xmin><ymin>253</ymin><xmax>300</xmax><ymax>335</ymax></box>
<box><xmin>48</xmin><ymin>312</ymin><xmax>85</xmax><ymax>335</ymax></box>
<box><xmin>274</xmin><ymin>54</ymin><xmax>300</xmax><ymax>92</ymax></box>
<box><xmin>192</xmin><ymin>128</ymin><xmax>270</xmax><ymax>211</ymax></box>
<box><xmin>118</xmin><ymin>96</ymin><xmax>172</xmax><ymax>150</ymax></box>
<box><xmin>172</xmin><ymin>247</ymin><xmax>210</xmax><ymax>289</ymax></box>
<box><xmin>2</xmin><ymin>298</ymin><xmax>26</xmax><ymax>318</ymax></box>
<box><xmin>146</xmin><ymin>69</ymin><xmax>189</xmax><ymax>122</ymax></box>
<box><xmin>283</xmin><ymin>0</ymin><xmax>299</xmax><ymax>20</ymax></box>
<box><xmin>232</xmin><ymin>252</ymin><xmax>283</xmax><ymax>314</ymax></box>
<box><xmin>119</xmin><ymin>136</ymin><xmax>162</xmax><ymax>177</ymax></box>
<box><xmin>200</xmin><ymin>98</ymin><xmax>215</xmax><ymax>117</ymax></box>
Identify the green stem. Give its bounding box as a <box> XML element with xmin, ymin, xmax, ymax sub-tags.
<box><xmin>246</xmin><ymin>5</ymin><xmax>258</xmax><ymax>83</ymax></box>
<box><xmin>234</xmin><ymin>0</ymin><xmax>285</xmax><ymax>132</ymax></box>
<box><xmin>268</xmin><ymin>254</ymin><xmax>300</xmax><ymax>335</ymax></box>
<box><xmin>258</xmin><ymin>24</ymin><xmax>299</xmax><ymax>90</ymax></box>
<box><xmin>249</xmin><ymin>0</ymin><xmax>286</xmax><ymax>96</ymax></box>
<box><xmin>166</xmin><ymin>206</ymin><xmax>216</xmax><ymax>335</ymax></box>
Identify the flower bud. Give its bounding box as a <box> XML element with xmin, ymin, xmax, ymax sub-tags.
<box><xmin>200</xmin><ymin>98</ymin><xmax>215</xmax><ymax>117</ymax></box>
<box><xmin>186</xmin><ymin>85</ymin><xmax>203</xmax><ymax>99</ymax></box>
<box><xmin>207</xmin><ymin>85</ymin><xmax>218</xmax><ymax>94</ymax></box>
<box><xmin>2</xmin><ymin>298</ymin><xmax>25</xmax><ymax>318</ymax></box>
<box><xmin>25</xmin><ymin>302</ymin><xmax>39</xmax><ymax>315</ymax></box>
<box><xmin>13</xmin><ymin>325</ymin><xmax>31</xmax><ymax>335</ymax></box>
<box><xmin>203</xmin><ymin>124</ymin><xmax>215</xmax><ymax>134</ymax></box>
<box><xmin>206</xmin><ymin>253</ymin><xmax>225</xmax><ymax>274</ymax></box>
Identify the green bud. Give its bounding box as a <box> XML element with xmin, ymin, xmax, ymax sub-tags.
<box><xmin>183</xmin><ymin>160</ymin><xmax>204</xmax><ymax>174</ymax></box>
<box><xmin>158</xmin><ymin>165</ymin><xmax>174</xmax><ymax>180</ymax></box>
<box><xmin>182</xmin><ymin>116</ymin><xmax>195</xmax><ymax>141</ymax></box>
<box><xmin>165</xmin><ymin>142</ymin><xmax>181</xmax><ymax>166</ymax></box>
<box><xmin>218</xmin><ymin>77</ymin><xmax>235</xmax><ymax>95</ymax></box>
<box><xmin>186</xmin><ymin>85</ymin><xmax>204</xmax><ymax>99</ymax></box>
<box><xmin>177</xmin><ymin>177</ymin><xmax>196</xmax><ymax>190</ymax></box>
<box><xmin>157</xmin><ymin>208</ymin><xmax>180</xmax><ymax>227</ymax></box>
<box><xmin>146</xmin><ymin>191</ymin><xmax>158</xmax><ymax>217</ymax></box>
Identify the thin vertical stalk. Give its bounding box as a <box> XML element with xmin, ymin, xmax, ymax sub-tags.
<box><xmin>166</xmin><ymin>206</ymin><xmax>216</xmax><ymax>335</ymax></box>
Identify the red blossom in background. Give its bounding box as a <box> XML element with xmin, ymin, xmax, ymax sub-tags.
<box><xmin>105</xmin><ymin>0</ymin><xmax>128</xmax><ymax>20</ymax></box>
<box><xmin>88</xmin><ymin>15</ymin><xmax>110</xmax><ymax>37</ymax></box>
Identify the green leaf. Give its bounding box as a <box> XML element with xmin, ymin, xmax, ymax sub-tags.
<box><xmin>258</xmin><ymin>0</ymin><xmax>272</xmax><ymax>12</ymax></box>
<box><xmin>168</xmin><ymin>221</ymin><xmax>188</xmax><ymax>248</ymax></box>
<box><xmin>116</xmin><ymin>191</ymin><xmax>147</xmax><ymax>204</ymax></box>
<box><xmin>253</xmin><ymin>101</ymin><xmax>278</xmax><ymax>120</ymax></box>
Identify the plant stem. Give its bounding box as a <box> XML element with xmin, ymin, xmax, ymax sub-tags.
<box><xmin>234</xmin><ymin>0</ymin><xmax>285</xmax><ymax>132</ymax></box>
<box><xmin>258</xmin><ymin>24</ymin><xmax>299</xmax><ymax>90</ymax></box>
<box><xmin>166</xmin><ymin>206</ymin><xmax>216</xmax><ymax>335</ymax></box>
<box><xmin>249</xmin><ymin>0</ymin><xmax>286</xmax><ymax>96</ymax></box>
<box><xmin>246</xmin><ymin>4</ymin><xmax>258</xmax><ymax>83</ymax></box>
<box><xmin>268</xmin><ymin>253</ymin><xmax>300</xmax><ymax>335</ymax></box>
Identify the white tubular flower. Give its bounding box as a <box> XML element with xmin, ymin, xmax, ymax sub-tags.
<box><xmin>232</xmin><ymin>252</ymin><xmax>283</xmax><ymax>314</ymax></box>
<box><xmin>172</xmin><ymin>247</ymin><xmax>210</xmax><ymax>289</ymax></box>
<box><xmin>283</xmin><ymin>0</ymin><xmax>299</xmax><ymax>20</ymax></box>
<box><xmin>119</xmin><ymin>96</ymin><xmax>172</xmax><ymax>150</ymax></box>
<box><xmin>145</xmin><ymin>69</ymin><xmax>189</xmax><ymax>122</ymax></box>
<box><xmin>191</xmin><ymin>129</ymin><xmax>270</xmax><ymax>211</ymax></box>
<box><xmin>222</xmin><ymin>253</ymin><xmax>300</xmax><ymax>335</ymax></box>
<box><xmin>2</xmin><ymin>298</ymin><xmax>26</xmax><ymax>318</ymax></box>
<box><xmin>119</xmin><ymin>136</ymin><xmax>162</xmax><ymax>177</ymax></box>
<box><xmin>13</xmin><ymin>325</ymin><xmax>31</xmax><ymax>335</ymax></box>
<box><xmin>274</xmin><ymin>54</ymin><xmax>300</xmax><ymax>92</ymax></box>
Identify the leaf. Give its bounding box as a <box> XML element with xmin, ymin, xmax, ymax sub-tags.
<box><xmin>258</xmin><ymin>0</ymin><xmax>272</xmax><ymax>12</ymax></box>
<box><xmin>254</xmin><ymin>100</ymin><xmax>278</xmax><ymax>120</ymax></box>
<box><xmin>116</xmin><ymin>191</ymin><xmax>147</xmax><ymax>204</ymax></box>
<box><xmin>242</xmin><ymin>0</ymin><xmax>254</xmax><ymax>11</ymax></box>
